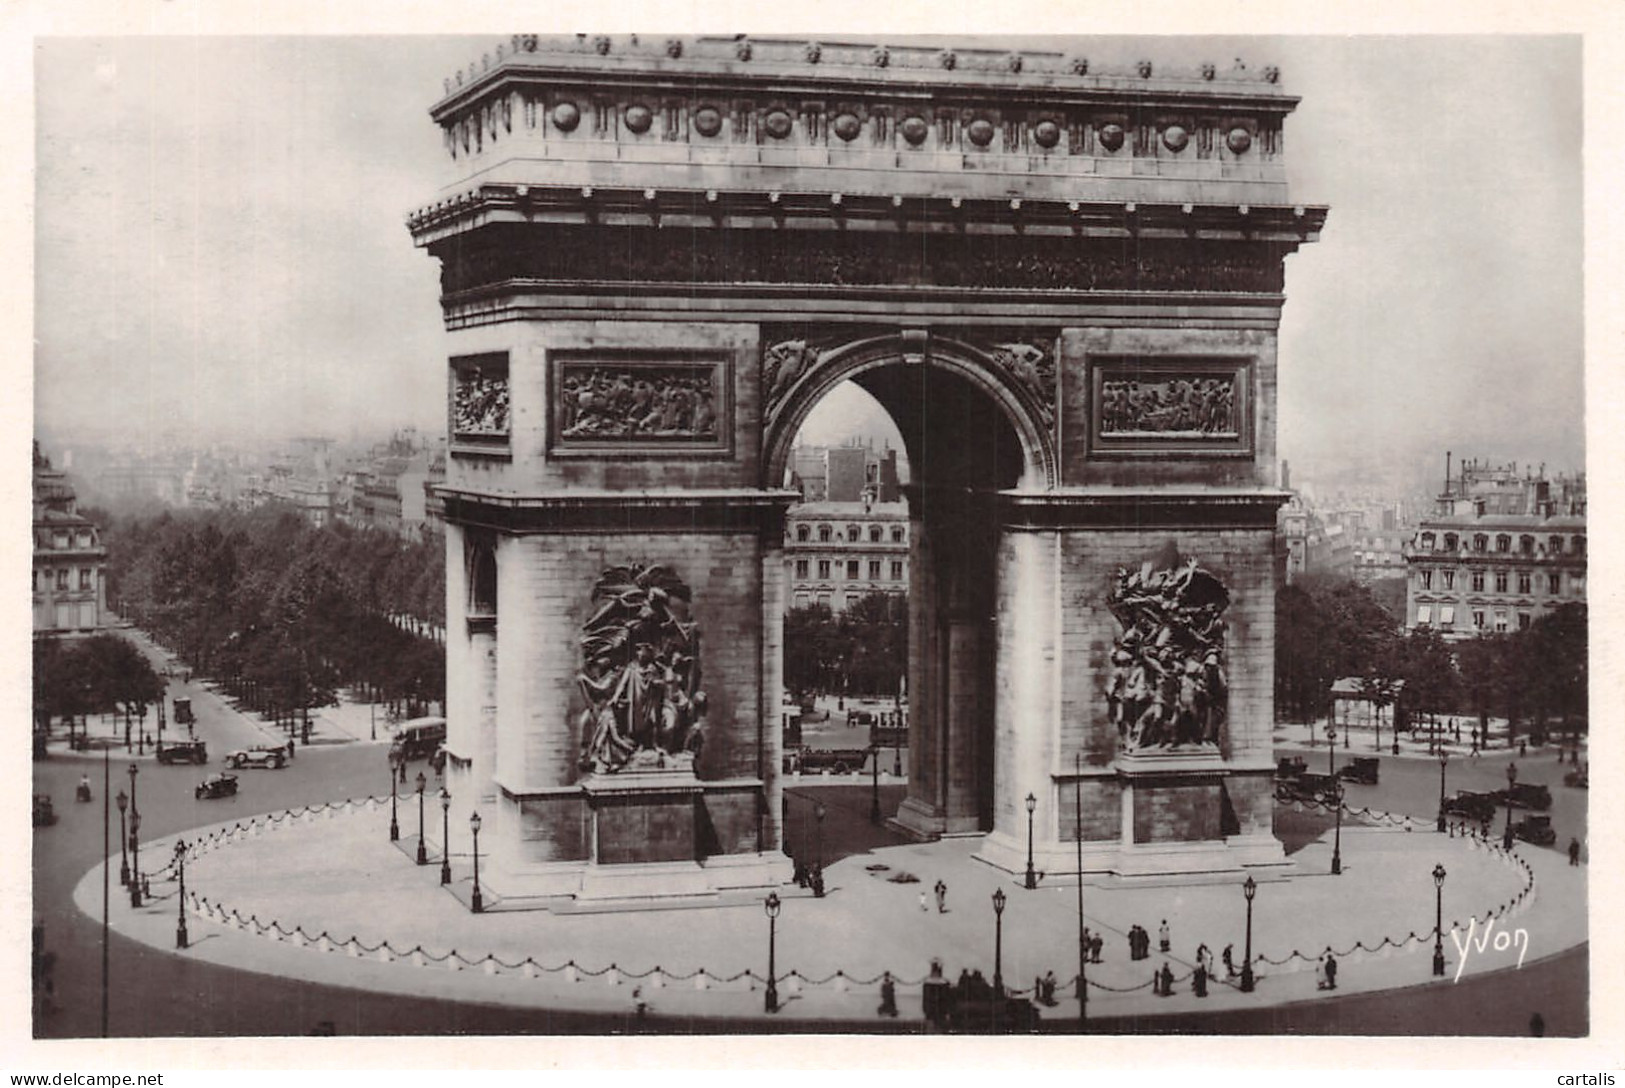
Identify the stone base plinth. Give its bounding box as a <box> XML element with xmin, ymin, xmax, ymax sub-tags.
<box><xmin>582</xmin><ymin>768</ymin><xmax>706</xmax><ymax>866</ymax></box>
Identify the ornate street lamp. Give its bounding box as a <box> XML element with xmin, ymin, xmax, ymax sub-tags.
<box><xmin>869</xmin><ymin>744</ymin><xmax>881</xmax><ymax>824</ymax></box>
<box><xmin>1240</xmin><ymin>875</ymin><xmax>1257</xmax><ymax>993</ymax></box>
<box><xmin>1432</xmin><ymin>863</ymin><xmax>1447</xmax><ymax>977</ymax></box>
<box><xmin>1502</xmin><ymin>762</ymin><xmax>1518</xmax><ymax>851</ymax></box>
<box><xmin>812</xmin><ymin>800</ymin><xmax>827</xmax><ymax>897</ymax></box>
<box><xmin>469</xmin><ymin>811</ymin><xmax>484</xmax><ymax>913</ymax></box>
<box><xmin>991</xmin><ymin>887</ymin><xmax>1007</xmax><ymax>997</ymax></box>
<box><xmin>439</xmin><ymin>788</ymin><xmax>452</xmax><ymax>885</ymax></box>
<box><xmin>128</xmin><ymin>810</ymin><xmax>143</xmax><ymax>908</ymax></box>
<box><xmin>1023</xmin><ymin>792</ymin><xmax>1039</xmax><ymax>890</ymax></box>
<box><xmin>387</xmin><ymin>753</ymin><xmax>401</xmax><ymax>842</ymax></box>
<box><xmin>415</xmin><ymin>772</ymin><xmax>428</xmax><ymax>865</ymax></box>
<box><xmin>1436</xmin><ymin>750</ymin><xmax>1449</xmax><ymax>834</ymax></box>
<box><xmin>1326</xmin><ymin>725</ymin><xmax>1337</xmax><ymax>778</ymax></box>
<box><xmin>1331</xmin><ymin>782</ymin><xmax>1344</xmax><ymax>875</ymax></box>
<box><xmin>1074</xmin><ymin>754</ymin><xmax>1087</xmax><ymax>1029</ymax></box>
<box><xmin>764</xmin><ymin>891</ymin><xmax>782</xmax><ymax>1014</ymax></box>
<box><xmin>173</xmin><ymin>840</ymin><xmax>189</xmax><ymax>950</ymax></box>
<box><xmin>115</xmin><ymin>790</ymin><xmax>129</xmax><ymax>886</ymax></box>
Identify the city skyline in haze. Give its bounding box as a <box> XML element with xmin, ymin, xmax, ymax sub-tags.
<box><xmin>32</xmin><ymin>34</ymin><xmax>1585</xmax><ymax>483</ymax></box>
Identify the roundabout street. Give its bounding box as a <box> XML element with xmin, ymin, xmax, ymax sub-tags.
<box><xmin>31</xmin><ymin>658</ymin><xmax>1589</xmax><ymax>1038</ymax></box>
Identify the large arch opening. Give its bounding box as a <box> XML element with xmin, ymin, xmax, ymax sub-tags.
<box><xmin>771</xmin><ymin>341</ymin><xmax>1034</xmax><ymax>836</ymax></box>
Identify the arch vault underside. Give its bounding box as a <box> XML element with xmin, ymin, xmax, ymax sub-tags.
<box><xmin>408</xmin><ymin>34</ymin><xmax>1326</xmax><ymax>901</ymax></box>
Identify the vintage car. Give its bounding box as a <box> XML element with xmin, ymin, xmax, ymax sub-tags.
<box><xmin>225</xmin><ymin>746</ymin><xmax>287</xmax><ymax>770</ymax></box>
<box><xmin>1275</xmin><ymin>756</ymin><xmax>1309</xmax><ymax>780</ymax></box>
<box><xmin>1495</xmin><ymin>782</ymin><xmax>1553</xmax><ymax>811</ymax></box>
<box><xmin>1513</xmin><ymin>814</ymin><xmax>1557</xmax><ymax>846</ymax></box>
<box><xmin>156</xmin><ymin>739</ymin><xmax>208</xmax><ymax>765</ymax></box>
<box><xmin>783</xmin><ymin>746</ymin><xmax>871</xmax><ymax>776</ymax></box>
<box><xmin>1442</xmin><ymin>789</ymin><xmax>1499</xmax><ymax>823</ymax></box>
<box><xmin>1564</xmin><ymin>767</ymin><xmax>1588</xmax><ymax>789</ymax></box>
<box><xmin>1276</xmin><ymin>771</ymin><xmax>1339</xmax><ymax>804</ymax></box>
<box><xmin>32</xmin><ymin>795</ymin><xmax>57</xmax><ymax>827</ymax></box>
<box><xmin>388</xmin><ymin>718</ymin><xmax>447</xmax><ymax>763</ymax></box>
<box><xmin>195</xmin><ymin>773</ymin><xmax>240</xmax><ymax>800</ymax></box>
<box><xmin>1337</xmin><ymin>757</ymin><xmax>1380</xmax><ymax>785</ymax></box>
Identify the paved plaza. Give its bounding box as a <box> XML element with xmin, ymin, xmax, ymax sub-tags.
<box><xmin>72</xmin><ymin>785</ymin><xmax>1581</xmax><ymax>1030</ymax></box>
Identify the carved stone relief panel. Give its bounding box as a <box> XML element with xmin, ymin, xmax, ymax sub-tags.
<box><xmin>1107</xmin><ymin>554</ymin><xmax>1229</xmax><ymax>753</ymax></box>
<box><xmin>449</xmin><ymin>352</ymin><xmax>511</xmax><ymax>453</ymax></box>
<box><xmin>1088</xmin><ymin>356</ymin><xmax>1253</xmax><ymax>458</ymax></box>
<box><xmin>549</xmin><ymin>354</ymin><xmax>731</xmax><ymax>456</ymax></box>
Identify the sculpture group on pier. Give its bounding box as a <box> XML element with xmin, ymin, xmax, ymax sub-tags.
<box><xmin>1107</xmin><ymin>557</ymin><xmax>1230</xmax><ymax>751</ymax></box>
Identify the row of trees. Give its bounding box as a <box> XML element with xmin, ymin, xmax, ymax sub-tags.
<box><xmin>33</xmin><ymin>633</ymin><xmax>165</xmax><ymax>740</ymax></box>
<box><xmin>783</xmin><ymin>593</ymin><xmax>907</xmax><ymax>699</ymax></box>
<box><xmin>1276</xmin><ymin>574</ymin><xmax>1587</xmax><ymax>744</ymax></box>
<box><xmin>101</xmin><ymin>507</ymin><xmax>446</xmax><ymax>720</ymax></box>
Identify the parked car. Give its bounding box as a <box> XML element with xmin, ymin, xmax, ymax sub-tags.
<box><xmin>156</xmin><ymin>740</ymin><xmax>208</xmax><ymax>765</ymax></box>
<box><xmin>1442</xmin><ymin>790</ymin><xmax>1499</xmax><ymax>823</ymax></box>
<box><xmin>173</xmin><ymin>697</ymin><xmax>195</xmax><ymax>727</ymax></box>
<box><xmin>388</xmin><ymin>718</ymin><xmax>447</xmax><ymax>763</ymax></box>
<box><xmin>1564</xmin><ymin>767</ymin><xmax>1589</xmax><ymax>789</ymax></box>
<box><xmin>1513</xmin><ymin>814</ymin><xmax>1557</xmax><ymax>846</ymax></box>
<box><xmin>784</xmin><ymin>746</ymin><xmax>871</xmax><ymax>776</ymax></box>
<box><xmin>847</xmin><ymin>709</ymin><xmax>877</xmax><ymax>728</ymax></box>
<box><xmin>1337</xmin><ymin>757</ymin><xmax>1380</xmax><ymax>785</ymax></box>
<box><xmin>225</xmin><ymin>746</ymin><xmax>288</xmax><ymax>770</ymax></box>
<box><xmin>1276</xmin><ymin>771</ymin><xmax>1339</xmax><ymax>804</ymax></box>
<box><xmin>195</xmin><ymin>773</ymin><xmax>239</xmax><ymax>800</ymax></box>
<box><xmin>1495</xmin><ymin>782</ymin><xmax>1552</xmax><ymax>811</ymax></box>
<box><xmin>32</xmin><ymin>795</ymin><xmax>57</xmax><ymax>827</ymax></box>
<box><xmin>1275</xmin><ymin>756</ymin><xmax>1308</xmax><ymax>780</ymax></box>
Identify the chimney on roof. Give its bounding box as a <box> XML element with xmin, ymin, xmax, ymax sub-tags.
<box><xmin>1444</xmin><ymin>450</ymin><xmax>1451</xmax><ymax>497</ymax></box>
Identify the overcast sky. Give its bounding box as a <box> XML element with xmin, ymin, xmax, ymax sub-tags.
<box><xmin>32</xmin><ymin>34</ymin><xmax>1585</xmax><ymax>482</ymax></box>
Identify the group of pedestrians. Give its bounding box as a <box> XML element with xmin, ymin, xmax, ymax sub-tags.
<box><xmin>918</xmin><ymin>879</ymin><xmax>949</xmax><ymax>913</ymax></box>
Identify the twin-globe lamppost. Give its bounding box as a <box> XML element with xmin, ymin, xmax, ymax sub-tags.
<box><xmin>469</xmin><ymin>811</ymin><xmax>484</xmax><ymax>913</ymax></box>
<box><xmin>387</xmin><ymin>752</ymin><xmax>401</xmax><ymax>842</ymax></box>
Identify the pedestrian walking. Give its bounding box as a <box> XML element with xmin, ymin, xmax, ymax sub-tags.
<box><xmin>934</xmin><ymin>879</ymin><xmax>948</xmax><ymax>914</ymax></box>
<box><xmin>1192</xmin><ymin>962</ymin><xmax>1208</xmax><ymax>998</ymax></box>
<box><xmin>1091</xmin><ymin>932</ymin><xmax>1103</xmax><ymax>964</ymax></box>
<box><xmin>1325</xmin><ymin>953</ymin><xmax>1338</xmax><ymax>990</ymax></box>
<box><xmin>1158</xmin><ymin>962</ymin><xmax>1175</xmax><ymax>997</ymax></box>
<box><xmin>919</xmin><ymin>889</ymin><xmax>929</xmax><ymax>912</ymax></box>
<box><xmin>1041</xmin><ymin>969</ymin><xmax>1058</xmax><ymax>1006</ymax></box>
<box><xmin>878</xmin><ymin>972</ymin><xmax>898</xmax><ymax>1018</ymax></box>
<box><xmin>1569</xmin><ymin>838</ymin><xmax>1581</xmax><ymax>866</ymax></box>
<box><xmin>1519</xmin><ymin>740</ymin><xmax>1527</xmax><ymax>757</ymax></box>
<box><xmin>1222</xmin><ymin>943</ymin><xmax>1236</xmax><ymax>978</ymax></box>
<box><xmin>1159</xmin><ymin>919</ymin><xmax>1171</xmax><ymax>954</ymax></box>
<box><xmin>1315</xmin><ymin>957</ymin><xmax>1329</xmax><ymax>991</ymax></box>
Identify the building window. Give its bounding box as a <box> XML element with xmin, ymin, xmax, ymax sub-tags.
<box><xmin>869</xmin><ymin>526</ymin><xmax>882</xmax><ymax>543</ymax></box>
<box><xmin>891</xmin><ymin>561</ymin><xmax>903</xmax><ymax>580</ymax></box>
<box><xmin>1439</xmin><ymin>605</ymin><xmax>1455</xmax><ymax>626</ymax></box>
<box><xmin>847</xmin><ymin>525</ymin><xmax>861</xmax><ymax>543</ymax></box>
<box><xmin>1416</xmin><ymin>605</ymin><xmax>1432</xmax><ymax>625</ymax></box>
<box><xmin>1442</xmin><ymin>570</ymin><xmax>1455</xmax><ymax>590</ymax></box>
<box><xmin>1495</xmin><ymin>534</ymin><xmax>1511</xmax><ymax>553</ymax></box>
<box><xmin>817</xmin><ymin>592</ymin><xmax>831</xmax><ymax>609</ymax></box>
<box><xmin>1443</xmin><ymin>533</ymin><xmax>1458</xmax><ymax>551</ymax></box>
<box><xmin>817</xmin><ymin>560</ymin><xmax>831</xmax><ymax>580</ymax></box>
<box><xmin>1472</xmin><ymin>609</ymin><xmax>1485</xmax><ymax>629</ymax></box>
<box><xmin>794</xmin><ymin>593</ymin><xmax>810</xmax><ymax>609</ymax></box>
<box><xmin>1473</xmin><ymin>535</ymin><xmax>1488</xmax><ymax>553</ymax></box>
<box><xmin>795</xmin><ymin>559</ymin><xmax>809</xmax><ymax>579</ymax></box>
<box><xmin>1419</xmin><ymin>569</ymin><xmax>1433</xmax><ymax>590</ymax></box>
<box><xmin>847</xmin><ymin>560</ymin><xmax>860</xmax><ymax>580</ymax></box>
<box><xmin>1494</xmin><ymin>570</ymin><xmax>1508</xmax><ymax>593</ymax></box>
<box><xmin>868</xmin><ymin>560</ymin><xmax>881</xmax><ymax>579</ymax></box>
<box><xmin>1517</xmin><ymin>572</ymin><xmax>1531</xmax><ymax>595</ymax></box>
<box><xmin>1548</xmin><ymin>535</ymin><xmax>1564</xmax><ymax>555</ymax></box>
<box><xmin>1573</xmin><ymin>535</ymin><xmax>1586</xmax><ymax>555</ymax></box>
<box><xmin>1518</xmin><ymin>612</ymin><xmax>1532</xmax><ymax>631</ymax></box>
<box><xmin>56</xmin><ymin>569</ymin><xmax>68</xmax><ymax>591</ymax></box>
<box><xmin>1572</xmin><ymin>574</ymin><xmax>1585</xmax><ymax>596</ymax></box>
<box><xmin>79</xmin><ymin>568</ymin><xmax>92</xmax><ymax>591</ymax></box>
<box><xmin>1494</xmin><ymin>610</ymin><xmax>1509</xmax><ymax>633</ymax></box>
<box><xmin>891</xmin><ymin>527</ymin><xmax>904</xmax><ymax>543</ymax></box>
<box><xmin>1420</xmin><ymin>533</ymin><xmax>1435</xmax><ymax>551</ymax></box>
<box><xmin>818</xmin><ymin>525</ymin><xmax>832</xmax><ymax>543</ymax></box>
<box><xmin>797</xmin><ymin>525</ymin><xmax>810</xmax><ymax>542</ymax></box>
<box><xmin>1519</xmin><ymin>535</ymin><xmax>1536</xmax><ymax>555</ymax></box>
<box><xmin>1548</xmin><ymin>573</ymin><xmax>1561</xmax><ymax>595</ymax></box>
<box><xmin>1471</xmin><ymin>571</ymin><xmax>1485</xmax><ymax>592</ymax></box>
<box><xmin>52</xmin><ymin>533</ymin><xmax>68</xmax><ymax>550</ymax></box>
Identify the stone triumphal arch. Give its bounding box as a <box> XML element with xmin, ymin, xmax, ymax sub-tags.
<box><xmin>408</xmin><ymin>36</ymin><xmax>1325</xmax><ymax>902</ymax></box>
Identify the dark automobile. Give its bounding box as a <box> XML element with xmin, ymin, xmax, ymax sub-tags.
<box><xmin>1337</xmin><ymin>757</ymin><xmax>1380</xmax><ymax>785</ymax></box>
<box><xmin>1275</xmin><ymin>756</ymin><xmax>1308</xmax><ymax>780</ymax></box>
<box><xmin>225</xmin><ymin>746</ymin><xmax>288</xmax><ymax>770</ymax></box>
<box><xmin>847</xmin><ymin>709</ymin><xmax>877</xmax><ymax>727</ymax></box>
<box><xmin>388</xmin><ymin>719</ymin><xmax>447</xmax><ymax>763</ymax></box>
<box><xmin>156</xmin><ymin>739</ymin><xmax>208</xmax><ymax>765</ymax></box>
<box><xmin>1495</xmin><ymin>782</ymin><xmax>1552</xmax><ymax>811</ymax></box>
<box><xmin>1564</xmin><ymin>767</ymin><xmax>1588</xmax><ymax>789</ymax></box>
<box><xmin>32</xmin><ymin>795</ymin><xmax>57</xmax><ymax>827</ymax></box>
<box><xmin>1276</xmin><ymin>772</ymin><xmax>1339</xmax><ymax>804</ymax></box>
<box><xmin>784</xmin><ymin>746</ymin><xmax>871</xmax><ymax>776</ymax></box>
<box><xmin>195</xmin><ymin>773</ymin><xmax>239</xmax><ymax>800</ymax></box>
<box><xmin>1442</xmin><ymin>790</ymin><xmax>1499</xmax><ymax>822</ymax></box>
<box><xmin>1513</xmin><ymin>814</ymin><xmax>1556</xmax><ymax>846</ymax></box>
<box><xmin>173</xmin><ymin>697</ymin><xmax>195</xmax><ymax>727</ymax></box>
